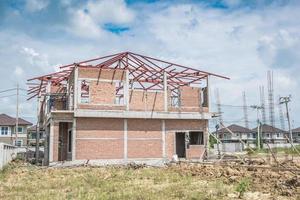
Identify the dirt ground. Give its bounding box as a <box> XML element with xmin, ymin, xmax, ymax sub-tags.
<box><xmin>0</xmin><ymin>160</ymin><xmax>299</xmax><ymax>200</ymax></box>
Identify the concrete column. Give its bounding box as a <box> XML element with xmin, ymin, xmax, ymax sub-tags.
<box><xmin>72</xmin><ymin>118</ymin><xmax>76</xmax><ymax>161</ymax></box>
<box><xmin>124</xmin><ymin>119</ymin><xmax>128</xmax><ymax>161</ymax></box>
<box><xmin>206</xmin><ymin>75</ymin><xmax>210</xmax><ymax>111</ymax></box>
<box><xmin>124</xmin><ymin>69</ymin><xmax>130</xmax><ymax>111</ymax></box>
<box><xmin>49</xmin><ymin>121</ymin><xmax>54</xmax><ymax>162</ymax></box>
<box><xmin>205</xmin><ymin>123</ymin><xmax>209</xmax><ymax>160</ymax></box>
<box><xmin>163</xmin><ymin>72</ymin><xmax>168</xmax><ymax>112</ymax></box>
<box><xmin>162</xmin><ymin>120</ymin><xmax>166</xmax><ymax>159</ymax></box>
<box><xmin>74</xmin><ymin>67</ymin><xmax>79</xmax><ymax>110</ymax></box>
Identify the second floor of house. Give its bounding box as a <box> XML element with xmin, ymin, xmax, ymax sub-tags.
<box><xmin>39</xmin><ymin>67</ymin><xmax>211</xmax><ymax>120</ymax></box>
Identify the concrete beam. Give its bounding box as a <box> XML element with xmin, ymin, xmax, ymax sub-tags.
<box><xmin>75</xmin><ymin>109</ymin><xmax>212</xmax><ymax>120</ymax></box>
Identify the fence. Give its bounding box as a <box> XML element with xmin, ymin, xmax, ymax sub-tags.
<box><xmin>0</xmin><ymin>143</ymin><xmax>17</xmax><ymax>170</ymax></box>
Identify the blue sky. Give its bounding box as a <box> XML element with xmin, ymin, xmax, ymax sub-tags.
<box><xmin>0</xmin><ymin>0</ymin><xmax>299</xmax><ymax>130</ymax></box>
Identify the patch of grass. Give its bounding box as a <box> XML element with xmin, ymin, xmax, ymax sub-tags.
<box><xmin>246</xmin><ymin>145</ymin><xmax>300</xmax><ymax>155</ymax></box>
<box><xmin>0</xmin><ymin>163</ymin><xmax>235</xmax><ymax>200</ymax></box>
<box><xmin>235</xmin><ymin>178</ymin><xmax>251</xmax><ymax>198</ymax></box>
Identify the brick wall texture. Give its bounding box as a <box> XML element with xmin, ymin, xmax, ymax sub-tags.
<box><xmin>53</xmin><ymin>118</ymin><xmax>208</xmax><ymax>161</ymax></box>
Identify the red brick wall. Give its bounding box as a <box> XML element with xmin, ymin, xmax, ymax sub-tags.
<box><xmin>76</xmin><ymin>118</ymin><xmax>124</xmax><ymax>159</ymax></box>
<box><xmin>129</xmin><ymin>90</ymin><xmax>164</xmax><ymax>111</ymax></box>
<box><xmin>166</xmin><ymin>131</ymin><xmax>175</xmax><ymax>159</ymax></box>
<box><xmin>70</xmin><ymin>118</ymin><xmax>208</xmax><ymax>161</ymax></box>
<box><xmin>90</xmin><ymin>81</ymin><xmax>116</xmax><ymax>104</ymax></box>
<box><xmin>186</xmin><ymin>145</ymin><xmax>205</xmax><ymax>159</ymax></box>
<box><xmin>165</xmin><ymin>119</ymin><xmax>207</xmax><ymax>159</ymax></box>
<box><xmin>166</xmin><ymin>120</ymin><xmax>206</xmax><ymax>131</ymax></box>
<box><xmin>76</xmin><ymin>140</ymin><xmax>124</xmax><ymax>159</ymax></box>
<box><xmin>128</xmin><ymin>119</ymin><xmax>162</xmax><ymax>158</ymax></box>
<box><xmin>78</xmin><ymin>67</ymin><xmax>125</xmax><ymax>80</ymax></box>
<box><xmin>180</xmin><ymin>86</ymin><xmax>201</xmax><ymax>107</ymax></box>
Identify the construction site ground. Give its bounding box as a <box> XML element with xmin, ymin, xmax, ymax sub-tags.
<box><xmin>0</xmin><ymin>157</ymin><xmax>299</xmax><ymax>200</ymax></box>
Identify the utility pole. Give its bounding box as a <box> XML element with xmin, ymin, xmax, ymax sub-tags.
<box><xmin>215</xmin><ymin>124</ymin><xmax>221</xmax><ymax>159</ymax></box>
<box><xmin>279</xmin><ymin>96</ymin><xmax>293</xmax><ymax>143</ymax></box>
<box><xmin>251</xmin><ymin>105</ymin><xmax>263</xmax><ymax>150</ymax></box>
<box><xmin>242</xmin><ymin>91</ymin><xmax>249</xmax><ymax>129</ymax></box>
<box><xmin>16</xmin><ymin>83</ymin><xmax>19</xmax><ymax>146</ymax></box>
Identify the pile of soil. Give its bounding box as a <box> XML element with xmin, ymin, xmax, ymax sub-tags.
<box><xmin>170</xmin><ymin>162</ymin><xmax>300</xmax><ymax>198</ymax></box>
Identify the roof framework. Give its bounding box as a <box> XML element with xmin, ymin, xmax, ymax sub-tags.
<box><xmin>27</xmin><ymin>52</ymin><xmax>229</xmax><ymax>100</ymax></box>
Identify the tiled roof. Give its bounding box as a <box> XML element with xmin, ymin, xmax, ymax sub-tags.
<box><xmin>28</xmin><ymin>125</ymin><xmax>37</xmax><ymax>132</ymax></box>
<box><xmin>217</xmin><ymin>124</ymin><xmax>254</xmax><ymax>134</ymax></box>
<box><xmin>252</xmin><ymin>124</ymin><xmax>285</xmax><ymax>133</ymax></box>
<box><xmin>0</xmin><ymin>114</ymin><xmax>32</xmax><ymax>126</ymax></box>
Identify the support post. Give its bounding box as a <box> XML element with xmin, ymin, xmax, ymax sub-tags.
<box><xmin>124</xmin><ymin>119</ymin><xmax>128</xmax><ymax>162</ymax></box>
<box><xmin>206</xmin><ymin>76</ymin><xmax>210</xmax><ymax>111</ymax></box>
<box><xmin>72</xmin><ymin>118</ymin><xmax>76</xmax><ymax>161</ymax></box>
<box><xmin>49</xmin><ymin>121</ymin><xmax>54</xmax><ymax>162</ymax></box>
<box><xmin>74</xmin><ymin>66</ymin><xmax>79</xmax><ymax>110</ymax></box>
<box><xmin>163</xmin><ymin>72</ymin><xmax>168</xmax><ymax>112</ymax></box>
<box><xmin>125</xmin><ymin>70</ymin><xmax>130</xmax><ymax>111</ymax></box>
<box><xmin>162</xmin><ymin>120</ymin><xmax>166</xmax><ymax>159</ymax></box>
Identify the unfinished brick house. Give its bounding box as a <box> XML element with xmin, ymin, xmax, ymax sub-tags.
<box><xmin>28</xmin><ymin>52</ymin><xmax>228</xmax><ymax>165</ymax></box>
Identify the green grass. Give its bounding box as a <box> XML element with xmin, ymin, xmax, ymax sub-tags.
<box><xmin>0</xmin><ymin>162</ymin><xmax>236</xmax><ymax>200</ymax></box>
<box><xmin>246</xmin><ymin>145</ymin><xmax>300</xmax><ymax>155</ymax></box>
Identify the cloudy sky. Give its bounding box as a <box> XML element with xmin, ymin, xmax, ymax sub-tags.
<box><xmin>0</xmin><ymin>0</ymin><xmax>299</xmax><ymax>130</ymax></box>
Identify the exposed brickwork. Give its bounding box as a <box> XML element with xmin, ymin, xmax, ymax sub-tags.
<box><xmin>166</xmin><ymin>120</ymin><xmax>206</xmax><ymax>131</ymax></box>
<box><xmin>186</xmin><ymin>145</ymin><xmax>205</xmax><ymax>159</ymax></box>
<box><xmin>128</xmin><ymin>119</ymin><xmax>161</xmax><ymax>138</ymax></box>
<box><xmin>127</xmin><ymin>140</ymin><xmax>162</xmax><ymax>158</ymax></box>
<box><xmin>77</xmin><ymin>118</ymin><xmax>123</xmax><ymax>138</ymax></box>
<box><xmin>127</xmin><ymin>119</ymin><xmax>163</xmax><ymax>158</ymax></box>
<box><xmin>75</xmin><ymin>118</ymin><xmax>124</xmax><ymax>159</ymax></box>
<box><xmin>78</xmin><ymin>67</ymin><xmax>125</xmax><ymax>80</ymax></box>
<box><xmin>129</xmin><ymin>90</ymin><xmax>164</xmax><ymax>111</ymax></box>
<box><xmin>90</xmin><ymin>81</ymin><xmax>116</xmax><ymax>104</ymax></box>
<box><xmin>180</xmin><ymin>86</ymin><xmax>201</xmax><ymax>107</ymax></box>
<box><xmin>76</xmin><ymin>140</ymin><xmax>124</xmax><ymax>159</ymax></box>
<box><xmin>166</xmin><ymin>132</ymin><xmax>175</xmax><ymax>159</ymax></box>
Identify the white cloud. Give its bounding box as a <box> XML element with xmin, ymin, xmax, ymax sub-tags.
<box><xmin>25</xmin><ymin>0</ymin><xmax>49</xmax><ymax>12</ymax></box>
<box><xmin>67</xmin><ymin>9</ymin><xmax>105</xmax><ymax>39</ymax></box>
<box><xmin>20</xmin><ymin>47</ymin><xmax>50</xmax><ymax>71</ymax></box>
<box><xmin>86</xmin><ymin>0</ymin><xmax>135</xmax><ymax>24</ymax></box>
<box><xmin>66</xmin><ymin>0</ymin><xmax>134</xmax><ymax>39</ymax></box>
<box><xmin>0</xmin><ymin>1</ymin><xmax>300</xmax><ymax>127</ymax></box>
<box><xmin>14</xmin><ymin>66</ymin><xmax>24</xmax><ymax>77</ymax></box>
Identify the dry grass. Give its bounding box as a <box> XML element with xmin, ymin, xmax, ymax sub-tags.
<box><xmin>0</xmin><ymin>161</ymin><xmax>298</xmax><ymax>200</ymax></box>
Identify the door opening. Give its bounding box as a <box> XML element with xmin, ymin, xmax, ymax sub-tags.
<box><xmin>176</xmin><ymin>132</ymin><xmax>186</xmax><ymax>158</ymax></box>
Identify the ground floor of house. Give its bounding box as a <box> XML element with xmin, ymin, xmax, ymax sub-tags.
<box><xmin>43</xmin><ymin>118</ymin><xmax>209</xmax><ymax>165</ymax></box>
<box><xmin>0</xmin><ymin>136</ymin><xmax>27</xmax><ymax>147</ymax></box>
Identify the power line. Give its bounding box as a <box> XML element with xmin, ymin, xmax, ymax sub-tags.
<box><xmin>0</xmin><ymin>94</ymin><xmax>17</xmax><ymax>99</ymax></box>
<box><xmin>0</xmin><ymin>88</ymin><xmax>17</xmax><ymax>94</ymax></box>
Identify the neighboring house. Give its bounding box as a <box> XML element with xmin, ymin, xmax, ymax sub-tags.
<box><xmin>27</xmin><ymin>125</ymin><xmax>45</xmax><ymax>146</ymax></box>
<box><xmin>27</xmin><ymin>52</ymin><xmax>228</xmax><ymax>165</ymax></box>
<box><xmin>252</xmin><ymin>124</ymin><xmax>287</xmax><ymax>144</ymax></box>
<box><xmin>0</xmin><ymin>114</ymin><xmax>32</xmax><ymax>147</ymax></box>
<box><xmin>292</xmin><ymin>127</ymin><xmax>300</xmax><ymax>143</ymax></box>
<box><xmin>217</xmin><ymin>124</ymin><xmax>256</xmax><ymax>145</ymax></box>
